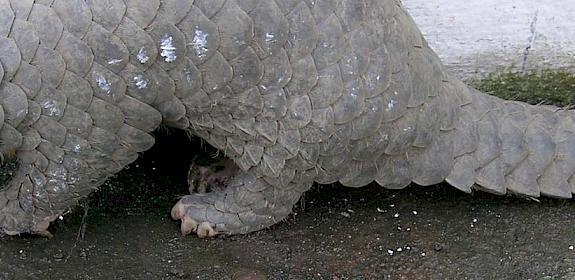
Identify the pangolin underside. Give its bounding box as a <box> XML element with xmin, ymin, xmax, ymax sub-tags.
<box><xmin>0</xmin><ymin>0</ymin><xmax>574</xmax><ymax>237</ymax></box>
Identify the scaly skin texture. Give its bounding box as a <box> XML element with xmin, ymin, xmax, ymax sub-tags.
<box><xmin>1</xmin><ymin>0</ymin><xmax>575</xmax><ymax>237</ymax></box>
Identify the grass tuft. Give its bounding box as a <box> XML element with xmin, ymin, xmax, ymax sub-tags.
<box><xmin>469</xmin><ymin>70</ymin><xmax>575</xmax><ymax>107</ymax></box>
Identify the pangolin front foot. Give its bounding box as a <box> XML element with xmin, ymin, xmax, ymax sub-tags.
<box><xmin>171</xmin><ymin>193</ymin><xmax>224</xmax><ymax>238</ymax></box>
<box><xmin>176</xmin><ymin>158</ymin><xmax>241</xmax><ymax>237</ymax></box>
<box><xmin>172</xmin><ymin>170</ymin><xmax>308</xmax><ymax>238</ymax></box>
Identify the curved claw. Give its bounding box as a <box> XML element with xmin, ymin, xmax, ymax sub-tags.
<box><xmin>32</xmin><ymin>218</ymin><xmax>54</xmax><ymax>239</ymax></box>
<box><xmin>180</xmin><ymin>215</ymin><xmax>198</xmax><ymax>236</ymax></box>
<box><xmin>171</xmin><ymin>197</ymin><xmax>220</xmax><ymax>238</ymax></box>
<box><xmin>197</xmin><ymin>222</ymin><xmax>217</xmax><ymax>238</ymax></box>
<box><xmin>178</xmin><ymin>215</ymin><xmax>218</xmax><ymax>238</ymax></box>
<box><xmin>170</xmin><ymin>200</ymin><xmax>186</xmax><ymax>220</ymax></box>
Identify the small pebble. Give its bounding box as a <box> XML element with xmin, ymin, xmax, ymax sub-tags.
<box><xmin>397</xmin><ymin>248</ymin><xmax>403</xmax><ymax>252</ymax></box>
<box><xmin>433</xmin><ymin>243</ymin><xmax>444</xmax><ymax>252</ymax></box>
<box><xmin>569</xmin><ymin>245</ymin><xmax>574</xmax><ymax>250</ymax></box>
<box><xmin>393</xmin><ymin>213</ymin><xmax>400</xmax><ymax>218</ymax></box>
<box><xmin>387</xmin><ymin>250</ymin><xmax>394</xmax><ymax>255</ymax></box>
<box><xmin>421</xmin><ymin>252</ymin><xmax>426</xmax><ymax>257</ymax></box>
<box><xmin>412</xmin><ymin>211</ymin><xmax>418</xmax><ymax>215</ymax></box>
<box><xmin>340</xmin><ymin>212</ymin><xmax>351</xmax><ymax>218</ymax></box>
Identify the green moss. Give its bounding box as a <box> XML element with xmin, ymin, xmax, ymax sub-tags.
<box><xmin>469</xmin><ymin>70</ymin><xmax>575</xmax><ymax>107</ymax></box>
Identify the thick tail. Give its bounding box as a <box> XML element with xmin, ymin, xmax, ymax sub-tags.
<box><xmin>310</xmin><ymin>1</ymin><xmax>575</xmax><ymax>200</ymax></box>
<box><xmin>446</xmin><ymin>86</ymin><xmax>575</xmax><ymax>198</ymax></box>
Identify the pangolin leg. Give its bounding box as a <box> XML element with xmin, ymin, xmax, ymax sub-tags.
<box><xmin>173</xmin><ymin>170</ymin><xmax>310</xmax><ymax>238</ymax></box>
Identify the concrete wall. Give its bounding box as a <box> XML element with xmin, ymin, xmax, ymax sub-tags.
<box><xmin>403</xmin><ymin>0</ymin><xmax>575</xmax><ymax>78</ymax></box>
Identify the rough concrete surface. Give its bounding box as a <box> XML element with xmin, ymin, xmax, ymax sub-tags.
<box><xmin>404</xmin><ymin>0</ymin><xmax>575</xmax><ymax>78</ymax></box>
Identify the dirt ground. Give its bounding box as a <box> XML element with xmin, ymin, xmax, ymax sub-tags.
<box><xmin>2</xmin><ymin>71</ymin><xmax>575</xmax><ymax>280</ymax></box>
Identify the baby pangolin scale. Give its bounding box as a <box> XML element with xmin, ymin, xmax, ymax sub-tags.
<box><xmin>0</xmin><ymin>0</ymin><xmax>574</xmax><ymax>237</ymax></box>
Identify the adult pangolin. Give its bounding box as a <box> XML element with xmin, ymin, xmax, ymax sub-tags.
<box><xmin>0</xmin><ymin>0</ymin><xmax>573</xmax><ymax>238</ymax></box>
